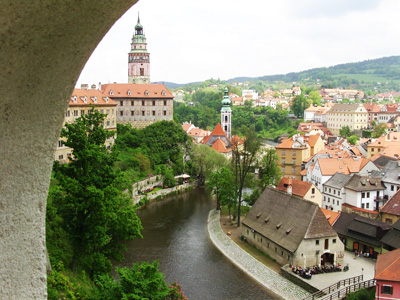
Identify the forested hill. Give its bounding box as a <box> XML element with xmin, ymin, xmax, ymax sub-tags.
<box><xmin>163</xmin><ymin>56</ymin><xmax>400</xmax><ymax>91</ymax></box>
<box><xmin>229</xmin><ymin>56</ymin><xmax>400</xmax><ymax>84</ymax></box>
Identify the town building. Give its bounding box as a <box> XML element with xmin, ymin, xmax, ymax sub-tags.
<box><xmin>380</xmin><ymin>190</ymin><xmax>400</xmax><ymax>225</ymax></box>
<box><xmin>322</xmin><ymin>173</ymin><xmax>351</xmax><ymax>212</ymax></box>
<box><xmin>201</xmin><ymin>123</ymin><xmax>233</xmax><ymax>158</ymax></box>
<box><xmin>367</xmin><ymin>133</ymin><xmax>400</xmax><ymax>158</ymax></box>
<box><xmin>275</xmin><ymin>133</ymin><xmax>324</xmax><ymax>180</ymax></box>
<box><xmin>101</xmin><ymin>83</ymin><xmax>173</xmax><ymax>128</ymax></box>
<box><xmin>276</xmin><ymin>177</ymin><xmax>321</xmax><ymax>206</ymax></box>
<box><xmin>55</xmin><ymin>88</ymin><xmax>117</xmax><ymax>162</ymax></box>
<box><xmin>333</xmin><ymin>212</ymin><xmax>391</xmax><ymax>258</ymax></box>
<box><xmin>303</xmin><ymin>105</ymin><xmax>331</xmax><ymax>122</ymax></box>
<box><xmin>380</xmin><ymin>220</ymin><xmax>400</xmax><ymax>252</ymax></box>
<box><xmin>242</xmin><ymin>187</ymin><xmax>344</xmax><ymax>267</ymax></box>
<box><xmin>377</xmin><ymin>103</ymin><xmax>400</xmax><ymax>124</ymax></box>
<box><xmin>128</xmin><ymin>15</ymin><xmax>150</xmax><ymax>84</ymax></box>
<box><xmin>364</xmin><ymin>102</ymin><xmax>381</xmax><ymax>125</ymax></box>
<box><xmin>327</xmin><ymin>103</ymin><xmax>368</xmax><ymax>136</ymax></box>
<box><xmin>374</xmin><ymin>248</ymin><xmax>400</xmax><ymax>299</ymax></box>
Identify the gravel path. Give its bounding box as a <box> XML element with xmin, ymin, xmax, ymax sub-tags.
<box><xmin>207</xmin><ymin>209</ymin><xmax>310</xmax><ymax>300</ymax></box>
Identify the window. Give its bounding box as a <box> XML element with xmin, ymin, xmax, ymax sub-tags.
<box><xmin>292</xmin><ymin>151</ymin><xmax>296</xmax><ymax>156</ymax></box>
<box><xmin>282</xmin><ymin>158</ymin><xmax>286</xmax><ymax>164</ymax></box>
<box><xmin>324</xmin><ymin>239</ymin><xmax>329</xmax><ymax>249</ymax></box>
<box><xmin>58</xmin><ymin>154</ymin><xmax>63</xmax><ymax>160</ymax></box>
<box><xmin>140</xmin><ymin>68</ymin><xmax>144</xmax><ymax>76</ymax></box>
<box><xmin>81</xmin><ymin>110</ymin><xmax>85</xmax><ymax>116</ymax></box>
<box><xmin>315</xmin><ymin>240</ymin><xmax>319</xmax><ymax>245</ymax></box>
<box><xmin>362</xmin><ymin>192</ymin><xmax>365</xmax><ymax>198</ymax></box>
<box><xmin>65</xmin><ymin>110</ymin><xmax>70</xmax><ymax>117</ymax></box>
<box><xmin>131</xmin><ymin>101</ymin><xmax>134</xmax><ymax>106</ymax></box>
<box><xmin>312</xmin><ymin>188</ymin><xmax>315</xmax><ymax>195</ymax></box>
<box><xmin>333</xmin><ymin>190</ymin><xmax>336</xmax><ymax>195</ymax></box>
<box><xmin>338</xmin><ymin>191</ymin><xmax>340</xmax><ymax>196</ymax></box>
<box><xmin>275</xmin><ymin>247</ymin><xmax>277</xmax><ymax>253</ymax></box>
<box><xmin>247</xmin><ymin>229</ymin><xmax>249</xmax><ymax>235</ymax></box>
<box><xmin>292</xmin><ymin>159</ymin><xmax>296</xmax><ymax>164</ymax></box>
<box><xmin>119</xmin><ymin>111</ymin><xmax>123</xmax><ymax>116</ymax></box>
<box><xmin>381</xmin><ymin>285</ymin><xmax>393</xmax><ymax>295</ymax></box>
<box><xmin>328</xmin><ymin>198</ymin><xmax>330</xmax><ymax>203</ymax></box>
<box><xmin>316</xmin><ymin>250</ymin><xmax>320</xmax><ymax>255</ymax></box>
<box><xmin>152</xmin><ymin>111</ymin><xmax>156</xmax><ymax>116</ymax></box>
<box><xmin>391</xmin><ymin>185</ymin><xmax>394</xmax><ymax>191</ymax></box>
<box><xmin>164</xmin><ymin>100</ymin><xmax>167</xmax><ymax>106</ymax></box>
<box><xmin>152</xmin><ymin>101</ymin><xmax>156</xmax><ymax>106</ymax></box>
<box><xmin>131</xmin><ymin>111</ymin><xmax>134</xmax><ymax>116</ymax></box>
<box><xmin>282</xmin><ymin>167</ymin><xmax>285</xmax><ymax>173</ymax></box>
<box><xmin>333</xmin><ymin>239</ymin><xmax>336</xmax><ymax>244</ymax></box>
<box><xmin>58</xmin><ymin>140</ymin><xmax>63</xmax><ymax>147</ymax></box>
<box><xmin>282</xmin><ymin>150</ymin><xmax>286</xmax><ymax>155</ymax></box>
<box><xmin>366</xmin><ymin>203</ymin><xmax>369</xmax><ymax>209</ymax></box>
<box><xmin>163</xmin><ymin>111</ymin><xmax>167</xmax><ymax>116</ymax></box>
<box><xmin>106</xmin><ymin>120</ymin><xmax>110</xmax><ymax>126</ymax></box>
<box><xmin>329</xmin><ymin>188</ymin><xmax>331</xmax><ymax>193</ymax></box>
<box><xmin>362</xmin><ymin>203</ymin><xmax>365</xmax><ymax>209</ymax></box>
<box><xmin>367</xmin><ymin>192</ymin><xmax>370</xmax><ymax>198</ymax></box>
<box><xmin>142</xmin><ymin>100</ymin><xmax>145</xmax><ymax>106</ymax></box>
<box><xmin>292</xmin><ymin>167</ymin><xmax>296</xmax><ymax>174</ymax></box>
<box><xmin>142</xmin><ymin>111</ymin><xmax>145</xmax><ymax>116</ymax></box>
<box><xmin>281</xmin><ymin>251</ymin><xmax>284</xmax><ymax>257</ymax></box>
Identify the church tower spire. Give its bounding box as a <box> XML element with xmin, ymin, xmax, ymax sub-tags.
<box><xmin>128</xmin><ymin>13</ymin><xmax>150</xmax><ymax>84</ymax></box>
<box><xmin>221</xmin><ymin>87</ymin><xmax>232</xmax><ymax>139</ymax></box>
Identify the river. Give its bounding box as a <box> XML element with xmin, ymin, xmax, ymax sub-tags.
<box><xmin>120</xmin><ymin>188</ymin><xmax>279</xmax><ymax>300</ymax></box>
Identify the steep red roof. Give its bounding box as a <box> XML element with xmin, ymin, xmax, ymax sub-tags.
<box><xmin>211</xmin><ymin>123</ymin><xmax>226</xmax><ymax>136</ymax></box>
<box><xmin>70</xmin><ymin>89</ymin><xmax>117</xmax><ymax>106</ymax></box>
<box><xmin>182</xmin><ymin>123</ymin><xmax>193</xmax><ymax>132</ymax></box>
<box><xmin>211</xmin><ymin>138</ymin><xmax>231</xmax><ymax>153</ymax></box>
<box><xmin>375</xmin><ymin>248</ymin><xmax>400</xmax><ymax>281</ymax></box>
<box><xmin>380</xmin><ymin>189</ymin><xmax>400</xmax><ymax>216</ymax></box>
<box><xmin>320</xmin><ymin>208</ymin><xmax>341</xmax><ymax>226</ymax></box>
<box><xmin>308</xmin><ymin>134</ymin><xmax>321</xmax><ymax>147</ymax></box>
<box><xmin>101</xmin><ymin>83</ymin><xmax>173</xmax><ymax>99</ymax></box>
<box><xmin>276</xmin><ymin>178</ymin><xmax>312</xmax><ymax>198</ymax></box>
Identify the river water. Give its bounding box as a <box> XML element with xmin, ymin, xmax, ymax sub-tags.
<box><xmin>120</xmin><ymin>188</ymin><xmax>278</xmax><ymax>300</ymax></box>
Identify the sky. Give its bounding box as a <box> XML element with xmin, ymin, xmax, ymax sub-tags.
<box><xmin>77</xmin><ymin>0</ymin><xmax>400</xmax><ymax>86</ymax></box>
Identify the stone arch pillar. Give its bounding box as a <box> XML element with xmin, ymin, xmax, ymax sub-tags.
<box><xmin>0</xmin><ymin>1</ymin><xmax>138</xmax><ymax>298</ymax></box>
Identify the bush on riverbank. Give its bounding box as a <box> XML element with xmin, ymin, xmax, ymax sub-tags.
<box><xmin>345</xmin><ymin>287</ymin><xmax>375</xmax><ymax>300</ymax></box>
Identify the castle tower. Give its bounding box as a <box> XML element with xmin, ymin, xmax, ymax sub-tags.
<box><xmin>128</xmin><ymin>13</ymin><xmax>150</xmax><ymax>84</ymax></box>
<box><xmin>221</xmin><ymin>87</ymin><xmax>232</xmax><ymax>139</ymax></box>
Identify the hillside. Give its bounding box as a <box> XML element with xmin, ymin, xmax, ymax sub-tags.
<box><xmin>165</xmin><ymin>56</ymin><xmax>400</xmax><ymax>92</ymax></box>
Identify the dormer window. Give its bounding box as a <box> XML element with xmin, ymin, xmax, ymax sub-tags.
<box><xmin>72</xmin><ymin>96</ymin><xmax>77</xmax><ymax>103</ymax></box>
<box><xmin>80</xmin><ymin>96</ymin><xmax>87</xmax><ymax>103</ymax></box>
<box><xmin>162</xmin><ymin>90</ymin><xmax>166</xmax><ymax>96</ymax></box>
<box><xmin>145</xmin><ymin>90</ymin><xmax>149</xmax><ymax>96</ymax></box>
<box><xmin>127</xmin><ymin>90</ymin><xmax>131</xmax><ymax>96</ymax></box>
<box><xmin>109</xmin><ymin>90</ymin><xmax>114</xmax><ymax>96</ymax></box>
<box><xmin>103</xmin><ymin>97</ymin><xmax>109</xmax><ymax>103</ymax></box>
<box><xmin>92</xmin><ymin>96</ymin><xmax>97</xmax><ymax>104</ymax></box>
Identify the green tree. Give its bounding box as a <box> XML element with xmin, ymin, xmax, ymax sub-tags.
<box><xmin>291</xmin><ymin>95</ymin><xmax>310</xmax><ymax>118</ymax></box>
<box><xmin>232</xmin><ymin>127</ymin><xmax>262</xmax><ymax>226</ymax></box>
<box><xmin>163</xmin><ymin>168</ymin><xmax>176</xmax><ymax>188</ymax></box>
<box><xmin>207</xmin><ymin>167</ymin><xmax>234</xmax><ymax>210</ymax></box>
<box><xmin>373</xmin><ymin>123</ymin><xmax>386</xmax><ymax>138</ymax></box>
<box><xmin>55</xmin><ymin>107</ymin><xmax>142</xmax><ymax>277</ymax></box>
<box><xmin>308</xmin><ymin>91</ymin><xmax>322</xmax><ymax>106</ymax></box>
<box><xmin>347</xmin><ymin>135</ymin><xmax>359</xmax><ymax>145</ymax></box>
<box><xmin>339</xmin><ymin>126</ymin><xmax>352</xmax><ymax>138</ymax></box>
<box><xmin>258</xmin><ymin>148</ymin><xmax>282</xmax><ymax>190</ymax></box>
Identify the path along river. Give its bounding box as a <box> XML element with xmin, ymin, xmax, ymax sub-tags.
<box><xmin>119</xmin><ymin>188</ymin><xmax>279</xmax><ymax>300</ymax></box>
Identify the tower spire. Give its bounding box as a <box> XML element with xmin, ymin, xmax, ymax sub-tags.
<box><xmin>221</xmin><ymin>87</ymin><xmax>232</xmax><ymax>139</ymax></box>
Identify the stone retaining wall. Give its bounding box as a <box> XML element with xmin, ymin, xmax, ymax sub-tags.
<box><xmin>133</xmin><ymin>183</ymin><xmax>192</xmax><ymax>205</ymax></box>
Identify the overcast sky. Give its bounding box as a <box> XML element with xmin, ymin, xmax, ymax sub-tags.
<box><xmin>77</xmin><ymin>0</ymin><xmax>400</xmax><ymax>86</ymax></box>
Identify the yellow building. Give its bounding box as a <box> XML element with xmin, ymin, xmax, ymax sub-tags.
<box><xmin>327</xmin><ymin>103</ymin><xmax>368</xmax><ymax>136</ymax></box>
<box><xmin>55</xmin><ymin>88</ymin><xmax>117</xmax><ymax>162</ymax></box>
<box><xmin>367</xmin><ymin>132</ymin><xmax>400</xmax><ymax>158</ymax></box>
<box><xmin>275</xmin><ymin>134</ymin><xmax>323</xmax><ymax>180</ymax></box>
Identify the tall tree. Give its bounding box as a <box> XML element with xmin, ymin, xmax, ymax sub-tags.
<box><xmin>372</xmin><ymin>123</ymin><xmax>386</xmax><ymax>138</ymax></box>
<box><xmin>291</xmin><ymin>95</ymin><xmax>310</xmax><ymax>118</ymax></box>
<box><xmin>55</xmin><ymin>107</ymin><xmax>142</xmax><ymax>277</ymax></box>
<box><xmin>207</xmin><ymin>167</ymin><xmax>234</xmax><ymax>211</ymax></box>
<box><xmin>339</xmin><ymin>126</ymin><xmax>352</xmax><ymax>138</ymax></box>
<box><xmin>258</xmin><ymin>148</ymin><xmax>282</xmax><ymax>190</ymax></box>
<box><xmin>232</xmin><ymin>127</ymin><xmax>261</xmax><ymax>226</ymax></box>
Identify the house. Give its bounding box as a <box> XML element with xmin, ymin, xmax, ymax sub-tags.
<box><xmin>242</xmin><ymin>187</ymin><xmax>344</xmax><ymax>267</ymax></box>
<box><xmin>275</xmin><ymin>134</ymin><xmax>323</xmax><ymax>180</ymax></box>
<box><xmin>322</xmin><ymin>173</ymin><xmax>351</xmax><ymax>212</ymax></box>
<box><xmin>55</xmin><ymin>88</ymin><xmax>117</xmax><ymax>162</ymax></box>
<box><xmin>380</xmin><ymin>220</ymin><xmax>400</xmax><ymax>252</ymax></box>
<box><xmin>364</xmin><ymin>102</ymin><xmax>381</xmax><ymax>125</ymax></box>
<box><xmin>367</xmin><ymin>133</ymin><xmax>400</xmax><ymax>158</ymax></box>
<box><xmin>374</xmin><ymin>248</ymin><xmax>400</xmax><ymax>299</ymax></box>
<box><xmin>231</xmin><ymin>96</ymin><xmax>244</xmax><ymax>106</ymax></box>
<box><xmin>326</xmin><ymin>103</ymin><xmax>368</xmax><ymax>136</ymax></box>
<box><xmin>382</xmin><ymin>160</ymin><xmax>400</xmax><ymax>198</ymax></box>
<box><xmin>303</xmin><ymin>105</ymin><xmax>331</xmax><ymax>122</ymax></box>
<box><xmin>276</xmin><ymin>178</ymin><xmax>322</xmax><ymax>206</ymax></box>
<box><xmin>333</xmin><ymin>212</ymin><xmax>391</xmax><ymax>258</ymax></box>
<box><xmin>343</xmin><ymin>174</ymin><xmax>386</xmax><ymax>211</ymax></box>
<box><xmin>101</xmin><ymin>83</ymin><xmax>174</xmax><ymax>128</ymax></box>
<box><xmin>380</xmin><ymin>190</ymin><xmax>400</xmax><ymax>225</ymax></box>
<box><xmin>377</xmin><ymin>103</ymin><xmax>400</xmax><ymax>124</ymax></box>
<box><xmin>201</xmin><ymin>123</ymin><xmax>233</xmax><ymax>158</ymax></box>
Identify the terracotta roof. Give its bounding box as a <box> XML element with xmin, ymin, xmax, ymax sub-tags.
<box><xmin>320</xmin><ymin>208</ymin><xmax>340</xmax><ymax>225</ymax></box>
<box><xmin>300</xmin><ymin>169</ymin><xmax>308</xmax><ymax>176</ymax></box>
<box><xmin>276</xmin><ymin>138</ymin><xmax>294</xmax><ymax>149</ymax></box>
<box><xmin>276</xmin><ymin>178</ymin><xmax>312</xmax><ymax>198</ymax></box>
<box><xmin>363</xmin><ymin>102</ymin><xmax>381</xmax><ymax>113</ymax></box>
<box><xmin>380</xmin><ymin>189</ymin><xmax>400</xmax><ymax>216</ymax></box>
<box><xmin>182</xmin><ymin>123</ymin><xmax>193</xmax><ymax>131</ymax></box>
<box><xmin>211</xmin><ymin>138</ymin><xmax>231</xmax><ymax>153</ymax></box>
<box><xmin>308</xmin><ymin>134</ymin><xmax>321</xmax><ymax>147</ymax></box>
<box><xmin>188</xmin><ymin>128</ymin><xmax>209</xmax><ymax>137</ymax></box>
<box><xmin>317</xmin><ymin>157</ymin><xmax>371</xmax><ymax>176</ymax></box>
<box><xmin>375</xmin><ymin>248</ymin><xmax>400</xmax><ymax>281</ymax></box>
<box><xmin>70</xmin><ymin>89</ymin><xmax>117</xmax><ymax>106</ymax></box>
<box><xmin>341</xmin><ymin>203</ymin><xmax>379</xmax><ymax>215</ymax></box>
<box><xmin>368</xmin><ymin>133</ymin><xmax>400</xmax><ymax>148</ymax></box>
<box><xmin>210</xmin><ymin>122</ymin><xmax>226</xmax><ymax>136</ymax></box>
<box><xmin>101</xmin><ymin>83</ymin><xmax>173</xmax><ymax>99</ymax></box>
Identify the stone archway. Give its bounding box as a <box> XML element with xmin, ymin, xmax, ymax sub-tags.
<box><xmin>0</xmin><ymin>1</ymin><xmax>138</xmax><ymax>298</ymax></box>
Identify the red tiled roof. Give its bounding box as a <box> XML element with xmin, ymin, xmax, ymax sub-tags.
<box><xmin>380</xmin><ymin>189</ymin><xmax>400</xmax><ymax>216</ymax></box>
<box><xmin>275</xmin><ymin>178</ymin><xmax>312</xmax><ymax>197</ymax></box>
<box><xmin>308</xmin><ymin>134</ymin><xmax>321</xmax><ymax>147</ymax></box>
<box><xmin>70</xmin><ymin>89</ymin><xmax>117</xmax><ymax>106</ymax></box>
<box><xmin>342</xmin><ymin>203</ymin><xmax>379</xmax><ymax>215</ymax></box>
<box><xmin>375</xmin><ymin>248</ymin><xmax>400</xmax><ymax>281</ymax></box>
<box><xmin>182</xmin><ymin>123</ymin><xmax>193</xmax><ymax>131</ymax></box>
<box><xmin>320</xmin><ymin>208</ymin><xmax>340</xmax><ymax>225</ymax></box>
<box><xmin>210</xmin><ymin>123</ymin><xmax>226</xmax><ymax>136</ymax></box>
<box><xmin>101</xmin><ymin>83</ymin><xmax>173</xmax><ymax>99</ymax></box>
<box><xmin>317</xmin><ymin>158</ymin><xmax>371</xmax><ymax>176</ymax></box>
<box><xmin>211</xmin><ymin>138</ymin><xmax>231</xmax><ymax>153</ymax></box>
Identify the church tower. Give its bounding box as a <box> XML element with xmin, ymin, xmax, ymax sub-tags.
<box><xmin>221</xmin><ymin>87</ymin><xmax>232</xmax><ymax>139</ymax></box>
<box><xmin>128</xmin><ymin>14</ymin><xmax>150</xmax><ymax>84</ymax></box>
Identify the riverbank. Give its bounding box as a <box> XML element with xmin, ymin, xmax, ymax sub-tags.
<box><xmin>207</xmin><ymin>209</ymin><xmax>310</xmax><ymax>300</ymax></box>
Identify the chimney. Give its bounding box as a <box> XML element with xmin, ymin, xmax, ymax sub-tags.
<box><xmin>287</xmin><ymin>178</ymin><xmax>293</xmax><ymax>195</ymax></box>
<box><xmin>91</xmin><ymin>84</ymin><xmax>96</xmax><ymax>89</ymax></box>
<box><xmin>81</xmin><ymin>83</ymin><xmax>88</xmax><ymax>90</ymax></box>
